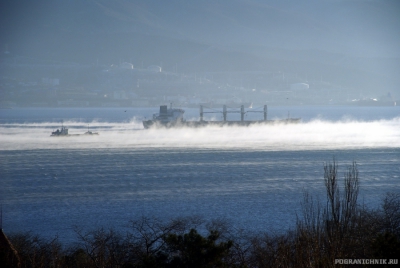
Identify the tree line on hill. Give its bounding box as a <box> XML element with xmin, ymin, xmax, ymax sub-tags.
<box><xmin>1</xmin><ymin>160</ymin><xmax>400</xmax><ymax>267</ymax></box>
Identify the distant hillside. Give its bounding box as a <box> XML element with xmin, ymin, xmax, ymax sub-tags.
<box><xmin>1</xmin><ymin>0</ymin><xmax>399</xmax><ymax>96</ymax></box>
<box><xmin>2</xmin><ymin>0</ymin><xmax>399</xmax><ymax>57</ymax></box>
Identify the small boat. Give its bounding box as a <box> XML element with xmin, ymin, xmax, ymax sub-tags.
<box><xmin>83</xmin><ymin>125</ymin><xmax>99</xmax><ymax>135</ymax></box>
<box><xmin>51</xmin><ymin>126</ymin><xmax>69</xmax><ymax>136</ymax></box>
<box><xmin>51</xmin><ymin>123</ymin><xmax>99</xmax><ymax>136</ymax></box>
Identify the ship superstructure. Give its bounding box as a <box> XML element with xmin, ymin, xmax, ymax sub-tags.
<box><xmin>51</xmin><ymin>126</ymin><xmax>69</xmax><ymax>136</ymax></box>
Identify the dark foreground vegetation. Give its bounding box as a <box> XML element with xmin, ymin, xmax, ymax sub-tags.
<box><xmin>1</xmin><ymin>161</ymin><xmax>400</xmax><ymax>267</ymax></box>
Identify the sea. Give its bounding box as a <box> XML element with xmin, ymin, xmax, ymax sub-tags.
<box><xmin>0</xmin><ymin>105</ymin><xmax>399</xmax><ymax>243</ymax></box>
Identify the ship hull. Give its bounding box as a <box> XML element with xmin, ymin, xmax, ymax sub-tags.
<box><xmin>50</xmin><ymin>133</ymin><xmax>99</xmax><ymax>137</ymax></box>
<box><xmin>142</xmin><ymin>119</ymin><xmax>300</xmax><ymax>129</ymax></box>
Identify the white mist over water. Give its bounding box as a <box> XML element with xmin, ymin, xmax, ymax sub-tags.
<box><xmin>1</xmin><ymin>108</ymin><xmax>399</xmax><ymax>242</ymax></box>
<box><xmin>0</xmin><ymin>118</ymin><xmax>399</xmax><ymax>150</ymax></box>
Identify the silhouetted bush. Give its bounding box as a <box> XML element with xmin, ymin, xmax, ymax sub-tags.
<box><xmin>8</xmin><ymin>232</ymin><xmax>63</xmax><ymax>268</ymax></box>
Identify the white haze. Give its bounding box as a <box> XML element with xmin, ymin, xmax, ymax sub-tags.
<box><xmin>1</xmin><ymin>118</ymin><xmax>399</xmax><ymax>151</ymax></box>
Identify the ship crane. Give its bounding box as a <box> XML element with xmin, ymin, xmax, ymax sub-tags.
<box><xmin>200</xmin><ymin>105</ymin><xmax>268</xmax><ymax>122</ymax></box>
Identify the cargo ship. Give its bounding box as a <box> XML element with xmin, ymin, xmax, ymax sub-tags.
<box><xmin>142</xmin><ymin>105</ymin><xmax>300</xmax><ymax>129</ymax></box>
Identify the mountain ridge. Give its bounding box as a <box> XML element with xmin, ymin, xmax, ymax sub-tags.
<box><xmin>1</xmin><ymin>0</ymin><xmax>399</xmax><ymax>96</ymax></box>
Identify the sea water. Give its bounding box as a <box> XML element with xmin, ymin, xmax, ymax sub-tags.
<box><xmin>0</xmin><ymin>106</ymin><xmax>399</xmax><ymax>243</ymax></box>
